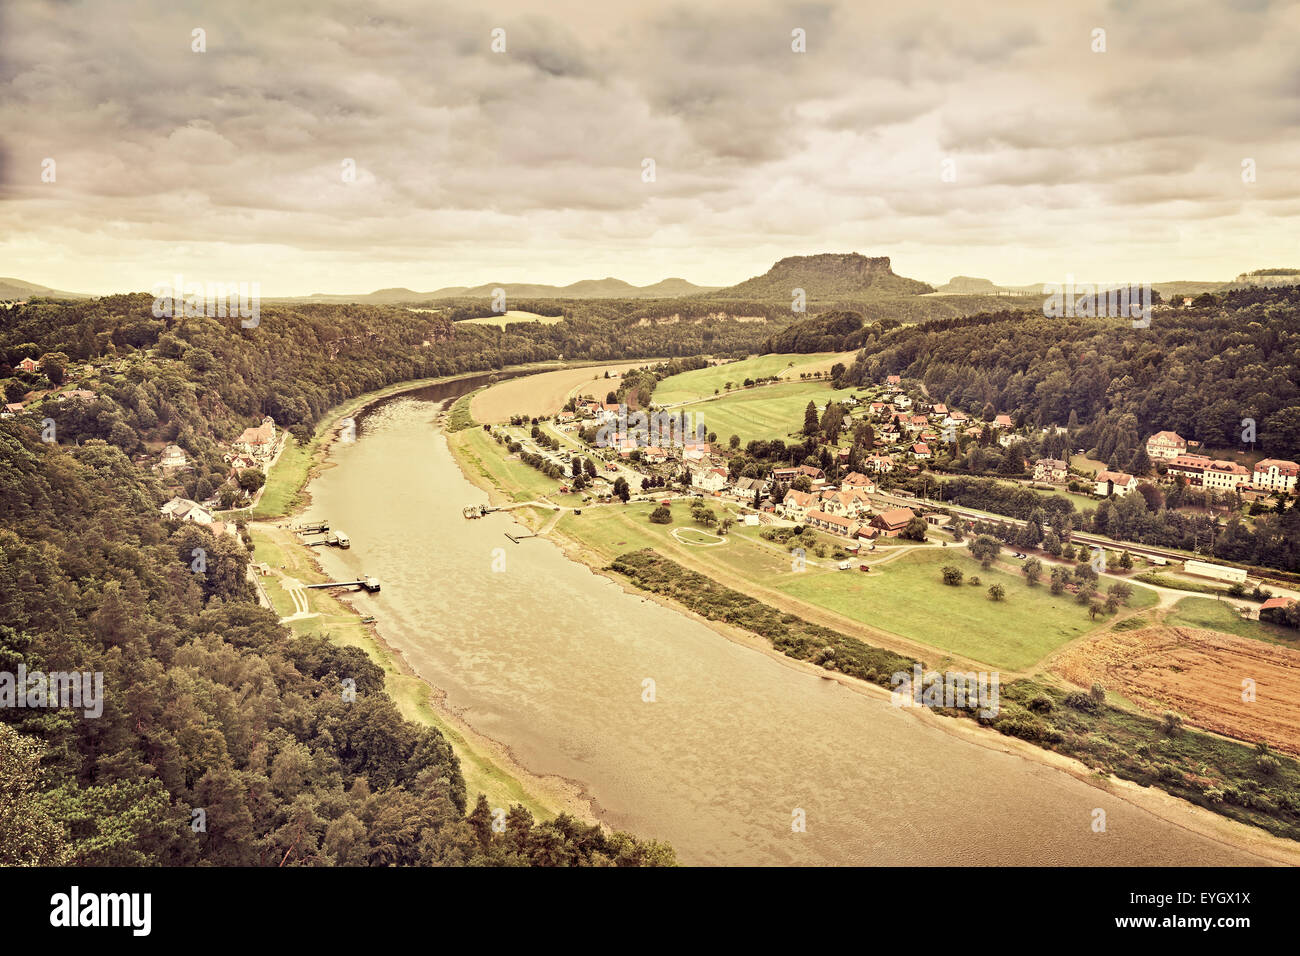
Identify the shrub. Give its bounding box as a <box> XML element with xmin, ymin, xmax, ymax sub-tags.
<box><xmin>1027</xmin><ymin>693</ymin><xmax>1054</xmax><ymax>714</ymax></box>
<box><xmin>649</xmin><ymin>506</ymin><xmax>672</xmax><ymax>525</ymax></box>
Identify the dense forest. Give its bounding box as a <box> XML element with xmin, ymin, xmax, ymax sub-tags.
<box><xmin>0</xmin><ymin>422</ymin><xmax>674</xmax><ymax>866</ymax></box>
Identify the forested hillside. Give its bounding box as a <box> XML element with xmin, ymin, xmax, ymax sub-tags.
<box><xmin>843</xmin><ymin>289</ymin><xmax>1300</xmax><ymax>461</ymax></box>
<box><xmin>0</xmin><ymin>422</ymin><xmax>674</xmax><ymax>866</ymax></box>
<box><xmin>0</xmin><ymin>296</ymin><xmax>688</xmax><ymax>866</ymax></box>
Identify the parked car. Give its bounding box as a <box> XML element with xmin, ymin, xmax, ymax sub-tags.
<box><xmin>859</xmin><ymin>564</ymin><xmax>870</xmax><ymax>572</ymax></box>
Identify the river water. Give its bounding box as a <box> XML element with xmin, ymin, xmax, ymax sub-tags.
<box><xmin>304</xmin><ymin>390</ymin><xmax>1268</xmax><ymax>865</ymax></box>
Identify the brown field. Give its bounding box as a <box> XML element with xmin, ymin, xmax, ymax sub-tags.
<box><xmin>470</xmin><ymin>361</ymin><xmax>653</xmax><ymax>423</ymax></box>
<box><xmin>1053</xmin><ymin>624</ymin><xmax>1300</xmax><ymax>755</ymax></box>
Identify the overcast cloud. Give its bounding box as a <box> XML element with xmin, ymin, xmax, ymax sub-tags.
<box><xmin>1</xmin><ymin>0</ymin><xmax>1297</xmax><ymax>294</ymax></box>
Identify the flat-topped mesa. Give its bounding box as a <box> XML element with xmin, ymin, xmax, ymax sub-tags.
<box><xmin>713</xmin><ymin>252</ymin><xmax>933</xmax><ymax>300</ymax></box>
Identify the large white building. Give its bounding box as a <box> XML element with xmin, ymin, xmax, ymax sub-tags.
<box><xmin>1253</xmin><ymin>458</ymin><xmax>1299</xmax><ymax>493</ymax></box>
<box><xmin>1145</xmin><ymin>430</ymin><xmax>1187</xmax><ymax>461</ymax></box>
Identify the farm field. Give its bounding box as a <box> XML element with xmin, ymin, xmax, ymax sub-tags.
<box><xmin>653</xmin><ymin>352</ymin><xmax>846</xmax><ymax>404</ymax></box>
<box><xmin>1168</xmin><ymin>596</ymin><xmax>1300</xmax><ymax>648</ymax></box>
<box><xmin>470</xmin><ymin>360</ymin><xmax>651</xmax><ymax>422</ymax></box>
<box><xmin>461</xmin><ymin>309</ymin><xmax>565</xmax><ymax>328</ymax></box>
<box><xmin>685</xmin><ymin>380</ymin><xmax>858</xmax><ymax>446</ymax></box>
<box><xmin>774</xmin><ymin>548</ymin><xmax>1140</xmax><ymax>671</ymax></box>
<box><xmin>1051</xmin><ymin>622</ymin><xmax>1300</xmax><ymax>757</ymax></box>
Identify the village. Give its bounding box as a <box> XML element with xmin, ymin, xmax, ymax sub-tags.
<box><xmin>461</xmin><ymin>355</ymin><xmax>1300</xmax><ymax>634</ymax></box>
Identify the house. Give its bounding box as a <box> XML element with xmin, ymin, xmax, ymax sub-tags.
<box><xmin>1252</xmin><ymin>458</ymin><xmax>1299</xmax><ymax>493</ymax></box>
<box><xmin>943</xmin><ymin>412</ymin><xmax>968</xmax><ymax>426</ymax></box>
<box><xmin>156</xmin><ymin>444</ymin><xmax>189</xmax><ymax>473</ymax></box>
<box><xmin>931</xmin><ymin>403</ymin><xmax>948</xmax><ymax>416</ymax></box>
<box><xmin>804</xmin><ymin>510</ymin><xmax>861</xmax><ymax>538</ymax></box>
<box><xmin>865</xmin><ymin>455</ymin><xmax>895</xmax><ymax>474</ymax></box>
<box><xmin>160</xmin><ymin>496</ymin><xmax>214</xmax><ymax>525</ymax></box>
<box><xmin>992</xmin><ymin>414</ymin><xmax>1014</xmax><ymax>429</ymax></box>
<box><xmin>885</xmin><ymin>374</ymin><xmax>901</xmax><ymax>387</ymax></box>
<box><xmin>694</xmin><ymin>467</ymin><xmax>730</xmax><ymax>493</ymax></box>
<box><xmin>773</xmin><ymin>464</ymin><xmax>825</xmax><ymax>486</ymax></box>
<box><xmin>911</xmin><ymin>442</ymin><xmax>931</xmax><ymax>459</ymax></box>
<box><xmin>728</xmin><ymin>476</ymin><xmax>770</xmax><ymax>501</ymax></box>
<box><xmin>841</xmin><ymin>471</ymin><xmax>877</xmax><ymax>493</ymax></box>
<box><xmin>1094</xmin><ymin>470</ymin><xmax>1138</xmax><ymax>497</ymax></box>
<box><xmin>1146</xmin><ymin>430</ymin><xmax>1187</xmax><ymax>461</ymax></box>
<box><xmin>235</xmin><ymin>416</ymin><xmax>277</xmax><ymax>457</ymax></box>
<box><xmin>16</xmin><ymin>357</ymin><xmax>39</xmax><ymax>373</ymax></box>
<box><xmin>909</xmin><ymin>414</ymin><xmax>929</xmax><ymax>430</ymax></box>
<box><xmin>642</xmin><ymin>446</ymin><xmax>668</xmax><ymax>464</ymax></box>
<box><xmin>57</xmin><ymin>389</ymin><xmax>96</xmax><ymax>402</ymax></box>
<box><xmin>1</xmin><ymin>402</ymin><xmax>23</xmax><ymax>418</ymax></box>
<box><xmin>893</xmin><ymin>395</ymin><xmax>912</xmax><ymax>410</ymax></box>
<box><xmin>1034</xmin><ymin>458</ymin><xmax>1068</xmax><ymax>484</ymax></box>
<box><xmin>780</xmin><ymin>488</ymin><xmax>818</xmax><ymax>520</ymax></box>
<box><xmin>869</xmin><ymin>507</ymin><xmax>915</xmax><ymax>537</ymax></box>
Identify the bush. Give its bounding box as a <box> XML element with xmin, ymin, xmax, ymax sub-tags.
<box><xmin>649</xmin><ymin>506</ymin><xmax>672</xmax><ymax>524</ymax></box>
<box><xmin>941</xmin><ymin>565</ymin><xmax>963</xmax><ymax>586</ymax></box>
<box><xmin>1027</xmin><ymin>693</ymin><xmax>1054</xmax><ymax>714</ymax></box>
<box><xmin>1161</xmin><ymin>711</ymin><xmax>1183</xmax><ymax>735</ymax></box>
<box><xmin>1064</xmin><ymin>691</ymin><xmax>1098</xmax><ymax>713</ymax></box>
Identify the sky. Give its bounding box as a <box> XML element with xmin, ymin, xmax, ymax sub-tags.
<box><xmin>1</xmin><ymin>0</ymin><xmax>1298</xmax><ymax>296</ymax></box>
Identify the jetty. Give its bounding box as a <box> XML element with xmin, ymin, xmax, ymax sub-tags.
<box><xmin>463</xmin><ymin>504</ymin><xmax>498</xmax><ymax>519</ymax></box>
<box><xmin>304</xmin><ymin>531</ymin><xmax>349</xmax><ymax>549</ymax></box>
<box><xmin>304</xmin><ymin>576</ymin><xmax>381</xmax><ymax>593</ymax></box>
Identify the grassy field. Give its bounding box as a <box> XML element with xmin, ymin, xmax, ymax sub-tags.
<box><xmin>684</xmin><ymin>380</ymin><xmax>857</xmax><ymax>445</ymax></box>
<box><xmin>775</xmin><ymin>548</ymin><xmax>1130</xmax><ymax>671</ymax></box>
<box><xmin>654</xmin><ymin>353</ymin><xmax>848</xmax><ymax>404</ymax></box>
<box><xmin>1167</xmin><ymin>596</ymin><xmax>1300</xmax><ymax>647</ymax></box>
<box><xmin>461</xmin><ymin>310</ymin><xmax>565</xmax><ymax>328</ymax></box>
<box><xmin>252</xmin><ymin>436</ymin><xmax>311</xmax><ymax>518</ymax></box>
<box><xmin>449</xmin><ymin>426</ymin><xmax>586</xmax><ymax>506</ymax></box>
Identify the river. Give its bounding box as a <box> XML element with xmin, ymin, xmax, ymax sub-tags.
<box><xmin>303</xmin><ymin>389</ymin><xmax>1269</xmax><ymax>865</ymax></box>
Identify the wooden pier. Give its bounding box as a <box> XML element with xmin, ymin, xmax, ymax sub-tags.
<box><xmin>304</xmin><ymin>576</ymin><xmax>381</xmax><ymax>593</ymax></box>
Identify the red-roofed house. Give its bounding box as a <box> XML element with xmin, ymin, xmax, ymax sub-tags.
<box><xmin>869</xmin><ymin>507</ymin><xmax>915</xmax><ymax>537</ymax></box>
<box><xmin>805</xmin><ymin>510</ymin><xmax>861</xmax><ymax>538</ymax></box>
<box><xmin>780</xmin><ymin>488</ymin><xmax>818</xmax><ymax>520</ymax></box>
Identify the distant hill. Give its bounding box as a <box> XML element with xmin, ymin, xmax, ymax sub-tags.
<box><xmin>932</xmin><ymin>275</ymin><xmax>1004</xmax><ymax>295</ymax></box>
<box><xmin>711</xmin><ymin>253</ymin><xmax>933</xmax><ymax>301</ymax></box>
<box><xmin>0</xmin><ymin>277</ymin><xmax>92</xmax><ymax>300</ymax></box>
<box><xmin>265</xmin><ymin>277</ymin><xmax>721</xmax><ymax>304</ymax></box>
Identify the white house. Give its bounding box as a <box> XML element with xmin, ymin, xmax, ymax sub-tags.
<box><xmin>1094</xmin><ymin>470</ymin><xmax>1138</xmax><ymax>497</ymax></box>
<box><xmin>160</xmin><ymin>497</ymin><xmax>214</xmax><ymax>525</ymax></box>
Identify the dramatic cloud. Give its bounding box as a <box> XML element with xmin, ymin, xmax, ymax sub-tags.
<box><xmin>1</xmin><ymin>0</ymin><xmax>1297</xmax><ymax>294</ymax></box>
